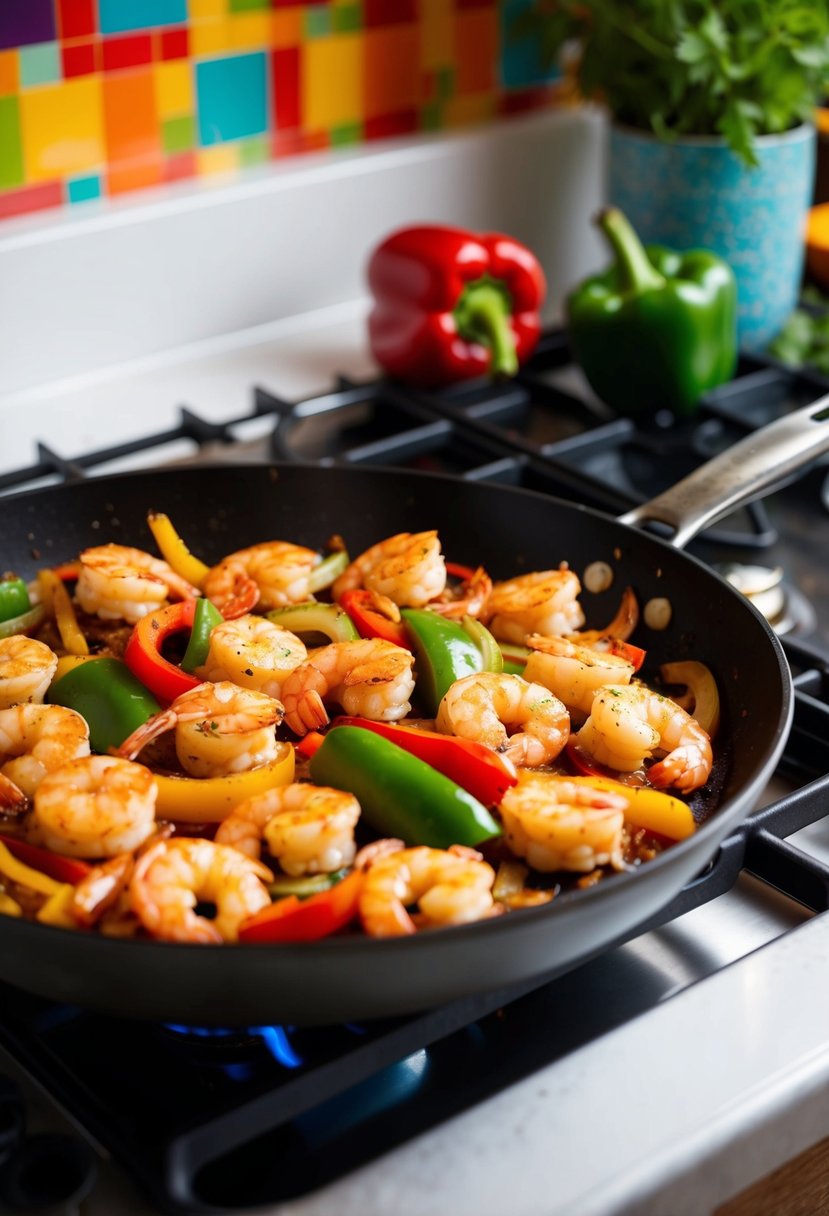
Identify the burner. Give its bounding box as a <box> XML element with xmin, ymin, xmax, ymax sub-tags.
<box><xmin>161</xmin><ymin>1023</ymin><xmax>303</xmax><ymax>1077</ymax></box>
<box><xmin>716</xmin><ymin>563</ymin><xmax>817</xmax><ymax>636</ymax></box>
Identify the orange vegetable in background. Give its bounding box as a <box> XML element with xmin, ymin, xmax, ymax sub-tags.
<box><xmin>805</xmin><ymin>203</ymin><xmax>829</xmax><ymax>290</ymax></box>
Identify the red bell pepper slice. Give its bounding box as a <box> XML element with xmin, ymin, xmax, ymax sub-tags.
<box><xmin>296</xmin><ymin>731</ymin><xmax>326</xmax><ymax>760</ymax></box>
<box><xmin>0</xmin><ymin>835</ymin><xmax>92</xmax><ymax>885</ymax></box>
<box><xmin>367</xmin><ymin>225</ymin><xmax>546</xmax><ymax>387</ymax></box>
<box><xmin>564</xmin><ymin>737</ymin><xmax>644</xmax><ymax>787</ymax></box>
<box><xmin>338</xmin><ymin>590</ymin><xmax>411</xmax><ymax>648</ymax></box>
<box><xmin>123</xmin><ymin>600</ymin><xmax>202</xmax><ymax>704</ymax></box>
<box><xmin>334</xmin><ymin>716</ymin><xmax>517</xmax><ymax>806</ymax></box>
<box><xmin>238</xmin><ymin>870</ymin><xmax>364</xmax><ymax>943</ymax></box>
<box><xmin>606</xmin><ymin>638</ymin><xmax>647</xmax><ymax>672</ymax></box>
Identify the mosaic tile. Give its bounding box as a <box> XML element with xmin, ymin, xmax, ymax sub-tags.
<box><xmin>155</xmin><ymin>61</ymin><xmax>193</xmax><ymax>117</ymax></box>
<box><xmin>57</xmin><ymin>0</ymin><xmax>96</xmax><ymax>40</ymax></box>
<box><xmin>98</xmin><ymin>0</ymin><xmax>187</xmax><ymax>36</ymax></box>
<box><xmin>196</xmin><ymin>52</ymin><xmax>267</xmax><ymax>145</ymax></box>
<box><xmin>162</xmin><ymin>114</ymin><xmax>195</xmax><ymax>154</ymax></box>
<box><xmin>19</xmin><ymin>42</ymin><xmax>60</xmax><ymax>87</ymax></box>
<box><xmin>0</xmin><ymin>97</ymin><xmax>23</xmax><ymax>188</ymax></box>
<box><xmin>303</xmin><ymin>34</ymin><xmax>362</xmax><ymax>130</ymax></box>
<box><xmin>0</xmin><ymin>50</ymin><xmax>18</xmax><ymax>95</ymax></box>
<box><xmin>0</xmin><ymin>2</ymin><xmax>55</xmax><ymax>53</ymax></box>
<box><xmin>67</xmin><ymin>172</ymin><xmax>101</xmax><ymax>202</ymax></box>
<box><xmin>21</xmin><ymin>77</ymin><xmax>104</xmax><ymax>182</ymax></box>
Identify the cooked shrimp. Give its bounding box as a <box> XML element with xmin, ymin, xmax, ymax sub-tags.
<box><xmin>215</xmin><ymin>782</ymin><xmax>360</xmax><ymax>876</ymax></box>
<box><xmin>75</xmin><ymin>543</ymin><xmax>199</xmax><ymax>624</ymax></box>
<box><xmin>196</xmin><ymin>614</ymin><xmax>307</xmax><ymax>697</ymax></box>
<box><xmin>524</xmin><ymin>634</ymin><xmax>634</xmax><ymax>719</ymax></box>
<box><xmin>428</xmin><ymin>566</ymin><xmax>492</xmax><ymax>620</ymax></box>
<box><xmin>359</xmin><ymin>845</ymin><xmax>496</xmax><ymax>936</ymax></box>
<box><xmin>130</xmin><ymin>837</ymin><xmax>272</xmax><ymax>943</ymax></box>
<box><xmin>203</xmin><ymin>541</ymin><xmax>321</xmax><ymax>617</ymax></box>
<box><xmin>0</xmin><ymin>703</ymin><xmax>90</xmax><ymax>802</ymax></box>
<box><xmin>281</xmin><ymin>638</ymin><xmax>415</xmax><ymax>736</ymax></box>
<box><xmin>485</xmin><ymin>567</ymin><xmax>585</xmax><ymax>644</ymax></box>
<box><xmin>436</xmin><ymin>672</ymin><xmax>569</xmax><ymax>767</ymax></box>
<box><xmin>577</xmin><ymin>683</ymin><xmax>713</xmax><ymax>792</ymax></box>
<box><xmin>0</xmin><ymin>636</ymin><xmax>58</xmax><ymax>708</ymax></box>
<box><xmin>31</xmin><ymin>755</ymin><xmax>157</xmax><ymax>859</ymax></box>
<box><xmin>332</xmin><ymin>531</ymin><xmax>446</xmax><ymax>608</ymax></box>
<box><xmin>117</xmin><ymin>681</ymin><xmax>283</xmax><ymax>778</ymax></box>
<box><xmin>499</xmin><ymin>771</ymin><xmax>628</xmax><ymax>872</ymax></box>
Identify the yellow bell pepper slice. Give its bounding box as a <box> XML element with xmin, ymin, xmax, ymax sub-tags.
<box><xmin>660</xmin><ymin>660</ymin><xmax>720</xmax><ymax>739</ymax></box>
<box><xmin>154</xmin><ymin>743</ymin><xmax>295</xmax><ymax>823</ymax></box>
<box><xmin>0</xmin><ymin>890</ymin><xmax>22</xmax><ymax>918</ymax></box>
<box><xmin>53</xmin><ymin>654</ymin><xmax>97</xmax><ymax>681</ymax></box>
<box><xmin>568</xmin><ymin>775</ymin><xmax>696</xmax><ymax>841</ymax></box>
<box><xmin>36</xmin><ymin>883</ymin><xmax>79</xmax><ymax>929</ymax></box>
<box><xmin>38</xmin><ymin>569</ymin><xmax>89</xmax><ymax>656</ymax></box>
<box><xmin>147</xmin><ymin>512</ymin><xmax>210</xmax><ymax>590</ymax></box>
<box><xmin>0</xmin><ymin>841</ymin><xmax>64</xmax><ymax>896</ymax></box>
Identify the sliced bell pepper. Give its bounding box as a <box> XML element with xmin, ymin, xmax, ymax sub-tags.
<box><xmin>0</xmin><ymin>840</ymin><xmax>64</xmax><ymax>897</ymax></box>
<box><xmin>180</xmin><ymin>597</ymin><xmax>224</xmax><ymax>674</ymax></box>
<box><xmin>368</xmin><ymin>225</ymin><xmax>545</xmax><ymax>387</ymax></box>
<box><xmin>306</xmin><ymin>550</ymin><xmax>349</xmax><ymax>593</ymax></box>
<box><xmin>267</xmin><ymin>602</ymin><xmax>360</xmax><ymax>644</ymax></box>
<box><xmin>47</xmin><ymin>657</ymin><xmax>161</xmax><ymax>754</ymax></box>
<box><xmin>153</xmin><ymin>742</ymin><xmax>295</xmax><ymax>823</ymax></box>
<box><xmin>238</xmin><ymin>869</ymin><xmax>364</xmax><ymax>943</ymax></box>
<box><xmin>339</xmin><ymin>590</ymin><xmax>410</xmax><ymax>648</ymax></box>
<box><xmin>268</xmin><ymin>867</ymin><xmax>348</xmax><ymax>899</ymax></box>
<box><xmin>334</xmin><ymin>716</ymin><xmax>517</xmax><ymax>806</ymax></box>
<box><xmin>37</xmin><ymin>568</ymin><xmax>89</xmax><ymax>656</ymax></box>
<box><xmin>0</xmin><ymin>603</ymin><xmax>45</xmax><ymax>640</ymax></box>
<box><xmin>460</xmin><ymin>615</ymin><xmax>503</xmax><ymax>674</ymax></box>
<box><xmin>0</xmin><ymin>835</ymin><xmax>92</xmax><ymax>885</ymax></box>
<box><xmin>36</xmin><ymin>883</ymin><xmax>79</xmax><ymax>929</ymax></box>
<box><xmin>0</xmin><ymin>890</ymin><xmax>22</xmax><ymax>917</ymax></box>
<box><xmin>0</xmin><ymin>577</ymin><xmax>31</xmax><ymax>624</ymax></box>
<box><xmin>123</xmin><ymin>599</ymin><xmax>202</xmax><ymax>703</ymax></box>
<box><xmin>567</xmin><ymin>775</ymin><xmax>696</xmax><ymax>842</ymax></box>
<box><xmin>309</xmin><ymin>724</ymin><xmax>502</xmax><ymax>848</ymax></box>
<box><xmin>401</xmin><ymin>608</ymin><xmax>485</xmax><ymax>716</ymax></box>
<box><xmin>147</xmin><ymin>511</ymin><xmax>209</xmax><ymax>589</ymax></box>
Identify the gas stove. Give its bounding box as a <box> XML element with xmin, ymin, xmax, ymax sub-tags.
<box><xmin>2</xmin><ymin>329</ymin><xmax>829</xmax><ymax>1215</ymax></box>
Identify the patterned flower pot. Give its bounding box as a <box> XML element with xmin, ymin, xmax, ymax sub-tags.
<box><xmin>607</xmin><ymin>122</ymin><xmax>816</xmax><ymax>350</ymax></box>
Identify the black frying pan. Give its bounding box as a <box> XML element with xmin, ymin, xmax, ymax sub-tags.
<box><xmin>1</xmin><ymin>398</ymin><xmax>828</xmax><ymax>1025</ymax></box>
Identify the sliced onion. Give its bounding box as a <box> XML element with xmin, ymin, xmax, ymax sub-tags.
<box><xmin>462</xmin><ymin>614</ymin><xmax>503</xmax><ymax>673</ymax></box>
<box><xmin>660</xmin><ymin>660</ymin><xmax>720</xmax><ymax>738</ymax></box>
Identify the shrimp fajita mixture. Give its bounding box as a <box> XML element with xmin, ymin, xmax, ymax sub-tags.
<box><xmin>0</xmin><ymin>517</ymin><xmax>720</xmax><ymax>944</ymax></box>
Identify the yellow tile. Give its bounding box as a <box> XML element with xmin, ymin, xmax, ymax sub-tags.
<box><xmin>21</xmin><ymin>78</ymin><xmax>104</xmax><ymax>183</ymax></box>
<box><xmin>154</xmin><ymin>62</ymin><xmax>193</xmax><ymax>119</ymax></box>
<box><xmin>420</xmin><ymin>0</ymin><xmax>453</xmax><ymax>70</ymax></box>
<box><xmin>189</xmin><ymin>0</ymin><xmax>225</xmax><ymax>17</ymax></box>
<box><xmin>304</xmin><ymin>35</ymin><xmax>362</xmax><ymax>131</ymax></box>
<box><xmin>271</xmin><ymin>10</ymin><xmax>302</xmax><ymax>48</ymax></box>
<box><xmin>228</xmin><ymin>12</ymin><xmax>270</xmax><ymax>51</ymax></box>
<box><xmin>442</xmin><ymin>93</ymin><xmax>495</xmax><ymax>129</ymax></box>
<box><xmin>197</xmin><ymin>144</ymin><xmax>238</xmax><ymax>176</ymax></box>
<box><xmin>0</xmin><ymin>50</ymin><xmax>19</xmax><ymax>97</ymax></box>
<box><xmin>190</xmin><ymin>19</ymin><xmax>232</xmax><ymax>56</ymax></box>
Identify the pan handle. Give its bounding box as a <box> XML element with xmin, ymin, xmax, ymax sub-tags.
<box><xmin>618</xmin><ymin>394</ymin><xmax>829</xmax><ymax>549</ymax></box>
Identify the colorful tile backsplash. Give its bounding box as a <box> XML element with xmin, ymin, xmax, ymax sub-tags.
<box><xmin>0</xmin><ymin>0</ymin><xmax>559</xmax><ymax>223</ymax></box>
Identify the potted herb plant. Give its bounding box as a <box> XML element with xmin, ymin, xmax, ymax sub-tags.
<box><xmin>524</xmin><ymin>1</ymin><xmax>829</xmax><ymax>348</ymax></box>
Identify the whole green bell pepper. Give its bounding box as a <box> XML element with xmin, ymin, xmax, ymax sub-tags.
<box><xmin>567</xmin><ymin>208</ymin><xmax>737</xmax><ymax>418</ymax></box>
<box><xmin>47</xmin><ymin>657</ymin><xmax>161</xmax><ymax>754</ymax></box>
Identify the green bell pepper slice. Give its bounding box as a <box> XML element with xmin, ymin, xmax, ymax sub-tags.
<box><xmin>47</xmin><ymin>657</ymin><xmax>161</xmax><ymax>754</ymax></box>
<box><xmin>309</xmin><ymin>725</ymin><xmax>502</xmax><ymax>848</ymax></box>
<box><xmin>266</xmin><ymin>602</ymin><xmax>359</xmax><ymax>644</ymax></box>
<box><xmin>401</xmin><ymin>609</ymin><xmax>486</xmax><ymax>716</ymax></box>
<box><xmin>0</xmin><ymin>577</ymin><xmax>31</xmax><ymax>624</ymax></box>
<box><xmin>180</xmin><ymin>596</ymin><xmax>224</xmax><ymax>673</ymax></box>
<box><xmin>566</xmin><ymin>207</ymin><xmax>737</xmax><ymax>418</ymax></box>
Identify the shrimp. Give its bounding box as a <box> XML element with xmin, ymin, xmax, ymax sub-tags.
<box><xmin>577</xmin><ymin>683</ymin><xmax>713</xmax><ymax>792</ymax></box>
<box><xmin>499</xmin><ymin>771</ymin><xmax>628</xmax><ymax>872</ymax></box>
<box><xmin>436</xmin><ymin>672</ymin><xmax>569</xmax><ymax>767</ymax></box>
<box><xmin>484</xmin><ymin>567</ymin><xmax>585</xmax><ymax>644</ymax></box>
<box><xmin>0</xmin><ymin>703</ymin><xmax>90</xmax><ymax>803</ymax></box>
<box><xmin>130</xmin><ymin>837</ymin><xmax>272</xmax><ymax>943</ymax></box>
<box><xmin>524</xmin><ymin>634</ymin><xmax>635</xmax><ymax>719</ymax></box>
<box><xmin>359</xmin><ymin>845</ymin><xmax>496</xmax><ymax>937</ymax></box>
<box><xmin>0</xmin><ymin>636</ymin><xmax>58</xmax><ymax>708</ymax></box>
<box><xmin>203</xmin><ymin>542</ymin><xmax>321</xmax><ymax>617</ymax></box>
<box><xmin>215</xmin><ymin>782</ymin><xmax>360</xmax><ymax>876</ymax></box>
<box><xmin>31</xmin><ymin>755</ymin><xmax>158</xmax><ymax>859</ymax></box>
<box><xmin>428</xmin><ymin>566</ymin><xmax>492</xmax><ymax>620</ymax></box>
<box><xmin>281</xmin><ymin>638</ymin><xmax>415</xmax><ymax>736</ymax></box>
<box><xmin>196</xmin><ymin>614</ymin><xmax>307</xmax><ymax>697</ymax></box>
<box><xmin>75</xmin><ymin>543</ymin><xmax>200</xmax><ymax>624</ymax></box>
<box><xmin>117</xmin><ymin>681</ymin><xmax>284</xmax><ymax>778</ymax></box>
<box><xmin>332</xmin><ymin>531</ymin><xmax>446</xmax><ymax>608</ymax></box>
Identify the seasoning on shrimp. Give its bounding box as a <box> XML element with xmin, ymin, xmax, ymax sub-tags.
<box><xmin>0</xmin><ymin>703</ymin><xmax>90</xmax><ymax>803</ymax></box>
<box><xmin>499</xmin><ymin>772</ymin><xmax>628</xmax><ymax>872</ymax></box>
<box><xmin>332</xmin><ymin>531</ymin><xmax>447</xmax><ymax>608</ymax></box>
<box><xmin>196</xmin><ymin>614</ymin><xmax>307</xmax><ymax>697</ymax></box>
<box><xmin>436</xmin><ymin>671</ymin><xmax>570</xmax><ymax>767</ymax></box>
<box><xmin>31</xmin><ymin>755</ymin><xmax>158</xmax><ymax>859</ymax></box>
<box><xmin>359</xmin><ymin>844</ymin><xmax>496</xmax><ymax>937</ymax></box>
<box><xmin>281</xmin><ymin>638</ymin><xmax>415</xmax><ymax>736</ymax></box>
<box><xmin>204</xmin><ymin>541</ymin><xmax>322</xmax><ymax>617</ymax></box>
<box><xmin>0</xmin><ymin>636</ymin><xmax>58</xmax><ymax>708</ymax></box>
<box><xmin>484</xmin><ymin>567</ymin><xmax>585</xmax><ymax>644</ymax></box>
<box><xmin>75</xmin><ymin>543</ymin><xmax>200</xmax><ymax>624</ymax></box>
<box><xmin>524</xmin><ymin>634</ymin><xmax>635</xmax><ymax>719</ymax></box>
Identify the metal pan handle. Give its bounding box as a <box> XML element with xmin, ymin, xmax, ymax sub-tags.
<box><xmin>619</xmin><ymin>394</ymin><xmax>829</xmax><ymax>549</ymax></box>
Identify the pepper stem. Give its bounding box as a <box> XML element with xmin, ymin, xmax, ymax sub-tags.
<box><xmin>596</xmin><ymin>207</ymin><xmax>665</xmax><ymax>293</ymax></box>
<box><xmin>453</xmin><ymin>278</ymin><xmax>519</xmax><ymax>377</ymax></box>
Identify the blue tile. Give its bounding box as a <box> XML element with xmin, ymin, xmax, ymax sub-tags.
<box><xmin>68</xmin><ymin>175</ymin><xmax>102</xmax><ymax>204</ymax></box>
<box><xmin>99</xmin><ymin>0</ymin><xmax>187</xmax><ymax>35</ymax></box>
<box><xmin>196</xmin><ymin>53</ymin><xmax>268</xmax><ymax>147</ymax></box>
<box><xmin>500</xmin><ymin>0</ymin><xmax>560</xmax><ymax>89</ymax></box>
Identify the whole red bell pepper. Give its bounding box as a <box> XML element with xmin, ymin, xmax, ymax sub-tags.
<box><xmin>367</xmin><ymin>225</ymin><xmax>546</xmax><ymax>387</ymax></box>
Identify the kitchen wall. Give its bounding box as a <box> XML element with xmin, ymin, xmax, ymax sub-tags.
<box><xmin>0</xmin><ymin>0</ymin><xmax>560</xmax><ymax>223</ymax></box>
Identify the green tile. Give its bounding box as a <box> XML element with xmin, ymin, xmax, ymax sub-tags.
<box><xmin>304</xmin><ymin>7</ymin><xmax>331</xmax><ymax>38</ymax></box>
<box><xmin>437</xmin><ymin>66</ymin><xmax>456</xmax><ymax>100</ymax></box>
<box><xmin>238</xmin><ymin>135</ymin><xmax>269</xmax><ymax>166</ymax></box>
<box><xmin>332</xmin><ymin>4</ymin><xmax>362</xmax><ymax>33</ymax></box>
<box><xmin>228</xmin><ymin>0</ymin><xmax>269</xmax><ymax>9</ymax></box>
<box><xmin>331</xmin><ymin>121</ymin><xmax>362</xmax><ymax>147</ymax></box>
<box><xmin>420</xmin><ymin>102</ymin><xmax>443</xmax><ymax>132</ymax></box>
<box><xmin>162</xmin><ymin>115</ymin><xmax>195</xmax><ymax>154</ymax></box>
<box><xmin>0</xmin><ymin>97</ymin><xmax>23</xmax><ymax>190</ymax></box>
<box><xmin>19</xmin><ymin>42</ymin><xmax>60</xmax><ymax>87</ymax></box>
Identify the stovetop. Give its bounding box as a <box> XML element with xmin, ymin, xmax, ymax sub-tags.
<box><xmin>2</xmin><ymin>330</ymin><xmax>829</xmax><ymax>1215</ymax></box>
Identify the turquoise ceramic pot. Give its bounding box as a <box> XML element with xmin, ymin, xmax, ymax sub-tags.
<box><xmin>608</xmin><ymin>123</ymin><xmax>816</xmax><ymax>350</ymax></box>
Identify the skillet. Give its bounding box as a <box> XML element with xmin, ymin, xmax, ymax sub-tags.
<box><xmin>1</xmin><ymin>397</ymin><xmax>828</xmax><ymax>1025</ymax></box>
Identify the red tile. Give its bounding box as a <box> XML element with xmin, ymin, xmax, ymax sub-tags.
<box><xmin>102</xmin><ymin>33</ymin><xmax>153</xmax><ymax>73</ymax></box>
<box><xmin>364</xmin><ymin>0</ymin><xmax>416</xmax><ymax>24</ymax></box>
<box><xmin>271</xmin><ymin>129</ymin><xmax>329</xmax><ymax>157</ymax></box>
<box><xmin>364</xmin><ymin>110</ymin><xmax>418</xmax><ymax>140</ymax></box>
<box><xmin>498</xmin><ymin>87</ymin><xmax>552</xmax><ymax>117</ymax></box>
<box><xmin>164</xmin><ymin>150</ymin><xmax>196</xmax><ymax>183</ymax></box>
<box><xmin>160</xmin><ymin>26</ymin><xmax>188</xmax><ymax>60</ymax></box>
<box><xmin>271</xmin><ymin>47</ymin><xmax>300</xmax><ymax>129</ymax></box>
<box><xmin>57</xmin><ymin>0</ymin><xmax>95</xmax><ymax>39</ymax></box>
<box><xmin>61</xmin><ymin>40</ymin><xmax>97</xmax><ymax>78</ymax></box>
<box><xmin>0</xmin><ymin>181</ymin><xmax>63</xmax><ymax>220</ymax></box>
